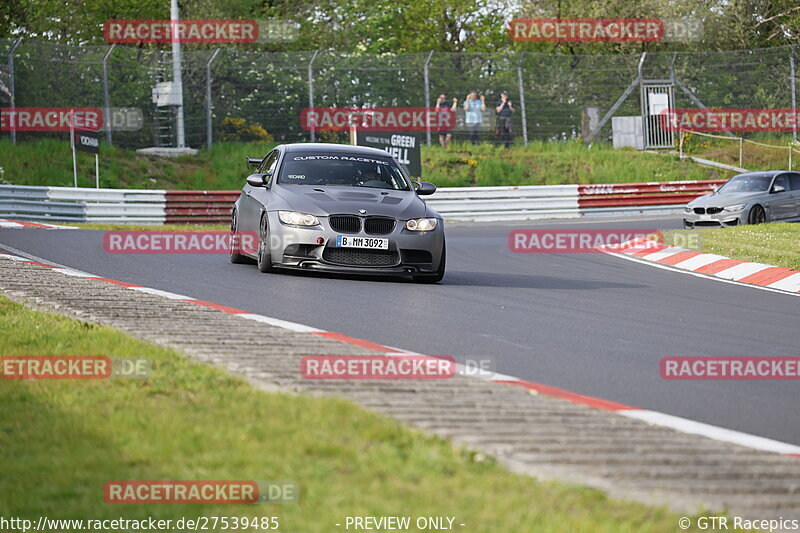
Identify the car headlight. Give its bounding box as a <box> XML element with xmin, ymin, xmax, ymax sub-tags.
<box><xmin>684</xmin><ymin>205</ymin><xmax>693</xmax><ymax>213</ymax></box>
<box><xmin>405</xmin><ymin>218</ymin><xmax>438</xmax><ymax>231</ymax></box>
<box><xmin>278</xmin><ymin>211</ymin><xmax>320</xmax><ymax>226</ymax></box>
<box><xmin>723</xmin><ymin>204</ymin><xmax>746</xmax><ymax>213</ymax></box>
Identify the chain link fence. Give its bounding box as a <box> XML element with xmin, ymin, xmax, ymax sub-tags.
<box><xmin>1</xmin><ymin>38</ymin><xmax>797</xmax><ymax>149</ymax></box>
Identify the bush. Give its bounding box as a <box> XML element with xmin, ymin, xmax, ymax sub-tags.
<box><xmin>217</xmin><ymin>118</ymin><xmax>274</xmax><ymax>143</ymax></box>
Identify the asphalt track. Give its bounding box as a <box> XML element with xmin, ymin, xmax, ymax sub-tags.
<box><xmin>2</xmin><ymin>215</ymin><xmax>799</xmax><ymax>445</ymax></box>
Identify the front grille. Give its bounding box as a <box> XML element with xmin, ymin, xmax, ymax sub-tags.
<box><xmin>329</xmin><ymin>215</ymin><xmax>361</xmax><ymax>233</ymax></box>
<box><xmin>706</xmin><ymin>207</ymin><xmax>723</xmax><ymax>214</ymax></box>
<box><xmin>693</xmin><ymin>207</ymin><xmax>706</xmax><ymax>214</ymax></box>
<box><xmin>695</xmin><ymin>221</ymin><xmax>722</xmax><ymax>227</ymax></box>
<box><xmin>322</xmin><ymin>248</ymin><xmax>399</xmax><ymax>266</ymax></box>
<box><xmin>364</xmin><ymin>217</ymin><xmax>395</xmax><ymax>235</ymax></box>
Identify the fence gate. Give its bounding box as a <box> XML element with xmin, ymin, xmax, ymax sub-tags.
<box><xmin>640</xmin><ymin>82</ymin><xmax>674</xmax><ymax>149</ymax></box>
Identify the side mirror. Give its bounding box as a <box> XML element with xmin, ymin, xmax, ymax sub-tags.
<box><xmin>246</xmin><ymin>174</ymin><xmax>267</xmax><ymax>187</ymax></box>
<box><xmin>414</xmin><ymin>181</ymin><xmax>437</xmax><ymax>196</ymax></box>
<box><xmin>771</xmin><ymin>184</ymin><xmax>786</xmax><ymax>193</ymax></box>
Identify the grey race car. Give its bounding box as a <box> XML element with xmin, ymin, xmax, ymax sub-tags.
<box><xmin>230</xmin><ymin>143</ymin><xmax>446</xmax><ymax>283</ymax></box>
<box><xmin>683</xmin><ymin>170</ymin><xmax>800</xmax><ymax>228</ymax></box>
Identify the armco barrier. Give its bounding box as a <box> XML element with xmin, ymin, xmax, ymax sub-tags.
<box><xmin>0</xmin><ymin>180</ymin><xmax>725</xmax><ymax>224</ymax></box>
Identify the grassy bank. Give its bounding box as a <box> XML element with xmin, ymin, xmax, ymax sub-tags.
<box><xmin>0</xmin><ymin>138</ymin><xmax>724</xmax><ymax>190</ymax></box>
<box><xmin>0</xmin><ymin>292</ymin><xmax>706</xmax><ymax>531</ymax></box>
<box><xmin>424</xmin><ymin>141</ymin><xmax>724</xmax><ymax>187</ymax></box>
<box><xmin>666</xmin><ymin>222</ymin><xmax>800</xmax><ymax>270</ymax></box>
<box><xmin>680</xmin><ymin>132</ymin><xmax>798</xmax><ymax>172</ymax></box>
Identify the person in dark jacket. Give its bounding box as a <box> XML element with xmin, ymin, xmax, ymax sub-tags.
<box><xmin>495</xmin><ymin>91</ymin><xmax>514</xmax><ymax>148</ymax></box>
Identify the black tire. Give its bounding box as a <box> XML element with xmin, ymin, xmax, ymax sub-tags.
<box><xmin>412</xmin><ymin>239</ymin><xmax>445</xmax><ymax>283</ymax></box>
<box><xmin>748</xmin><ymin>205</ymin><xmax>766</xmax><ymax>225</ymax></box>
<box><xmin>229</xmin><ymin>210</ymin><xmax>252</xmax><ymax>264</ymax></box>
<box><xmin>257</xmin><ymin>213</ymin><xmax>275</xmax><ymax>273</ymax></box>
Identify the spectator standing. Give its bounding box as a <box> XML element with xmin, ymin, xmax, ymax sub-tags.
<box><xmin>434</xmin><ymin>93</ymin><xmax>458</xmax><ymax>148</ymax></box>
<box><xmin>495</xmin><ymin>91</ymin><xmax>514</xmax><ymax>148</ymax></box>
<box><xmin>463</xmin><ymin>91</ymin><xmax>485</xmax><ymax>145</ymax></box>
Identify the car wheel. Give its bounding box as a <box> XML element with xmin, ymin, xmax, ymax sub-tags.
<box><xmin>229</xmin><ymin>210</ymin><xmax>253</xmax><ymax>264</ymax></box>
<box><xmin>257</xmin><ymin>213</ymin><xmax>275</xmax><ymax>273</ymax></box>
<box><xmin>748</xmin><ymin>205</ymin><xmax>766</xmax><ymax>225</ymax></box>
<box><xmin>412</xmin><ymin>239</ymin><xmax>445</xmax><ymax>283</ymax></box>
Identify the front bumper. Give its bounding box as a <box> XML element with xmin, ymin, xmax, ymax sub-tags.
<box><xmin>265</xmin><ymin>212</ymin><xmax>445</xmax><ymax>275</ymax></box>
<box><xmin>683</xmin><ymin>209</ymin><xmax>746</xmax><ymax>228</ymax></box>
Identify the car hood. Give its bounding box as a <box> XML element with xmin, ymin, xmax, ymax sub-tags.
<box><xmin>273</xmin><ymin>185</ymin><xmax>431</xmax><ymax>219</ymax></box>
<box><xmin>688</xmin><ymin>191</ymin><xmax>765</xmax><ymax>207</ymax></box>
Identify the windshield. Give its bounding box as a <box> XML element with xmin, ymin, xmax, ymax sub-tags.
<box><xmin>718</xmin><ymin>174</ymin><xmax>773</xmax><ymax>193</ymax></box>
<box><xmin>278</xmin><ymin>152</ymin><xmax>411</xmax><ymax>190</ymax></box>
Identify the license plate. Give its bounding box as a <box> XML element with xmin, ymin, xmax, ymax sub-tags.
<box><xmin>699</xmin><ymin>214</ymin><xmax>711</xmax><ymax>220</ymax></box>
<box><xmin>335</xmin><ymin>236</ymin><xmax>388</xmax><ymax>250</ymax></box>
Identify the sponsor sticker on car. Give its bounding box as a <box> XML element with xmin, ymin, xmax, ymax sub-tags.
<box><xmin>336</xmin><ymin>236</ymin><xmax>389</xmax><ymax>250</ymax></box>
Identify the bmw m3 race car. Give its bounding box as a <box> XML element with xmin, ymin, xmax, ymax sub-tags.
<box><xmin>683</xmin><ymin>170</ymin><xmax>800</xmax><ymax>228</ymax></box>
<box><xmin>230</xmin><ymin>143</ymin><xmax>446</xmax><ymax>283</ymax></box>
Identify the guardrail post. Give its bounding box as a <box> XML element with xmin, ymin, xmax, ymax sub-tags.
<box><xmin>739</xmin><ymin>138</ymin><xmax>744</xmax><ymax>168</ymax></box>
<box><xmin>423</xmin><ymin>51</ymin><xmax>434</xmax><ymax>147</ymax></box>
<box><xmin>517</xmin><ymin>52</ymin><xmax>528</xmax><ymax>146</ymax></box>
<box><xmin>102</xmin><ymin>44</ymin><xmax>116</xmax><ymax>146</ymax></box>
<box><xmin>308</xmin><ymin>50</ymin><xmax>319</xmax><ymax>142</ymax></box>
<box><xmin>7</xmin><ymin>37</ymin><xmax>23</xmax><ymax>145</ymax></box>
<box><xmin>206</xmin><ymin>48</ymin><xmax>221</xmax><ymax>151</ymax></box>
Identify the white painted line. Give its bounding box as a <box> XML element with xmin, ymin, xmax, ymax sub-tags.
<box><xmin>480</xmin><ymin>371</ymin><xmax>519</xmax><ymax>381</ymax></box>
<box><xmin>640</xmin><ymin>246</ymin><xmax>686</xmax><ymax>262</ymax></box>
<box><xmin>619</xmin><ymin>409</ymin><xmax>800</xmax><ymax>456</ymax></box>
<box><xmin>128</xmin><ymin>287</ymin><xmax>196</xmax><ymax>300</ymax></box>
<box><xmin>713</xmin><ymin>262</ymin><xmax>771</xmax><ymax>281</ymax></box>
<box><xmin>237</xmin><ymin>313</ymin><xmax>323</xmax><ymax>333</ymax></box>
<box><xmin>51</xmin><ymin>268</ymin><xmax>101</xmax><ymax>278</ymax></box>
<box><xmin>0</xmin><ymin>219</ymin><xmax>77</xmax><ymax>229</ymax></box>
<box><xmin>673</xmin><ymin>252</ymin><xmax>728</xmax><ymax>271</ymax></box>
<box><xmin>767</xmin><ymin>273</ymin><xmax>800</xmax><ymax>292</ymax></box>
<box><xmin>0</xmin><ymin>253</ymin><xmax>31</xmax><ymax>261</ymax></box>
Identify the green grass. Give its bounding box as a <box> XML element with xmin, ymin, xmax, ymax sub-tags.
<box><xmin>0</xmin><ymin>138</ymin><xmax>725</xmax><ymax>190</ymax></box>
<box><xmin>0</xmin><ymin>139</ymin><xmax>278</xmax><ymax>190</ymax></box>
<box><xmin>424</xmin><ymin>141</ymin><xmax>726</xmax><ymax>188</ymax></box>
<box><xmin>0</xmin><ymin>293</ymin><xmax>711</xmax><ymax>532</ymax></box>
<box><xmin>665</xmin><ymin>222</ymin><xmax>800</xmax><ymax>270</ymax></box>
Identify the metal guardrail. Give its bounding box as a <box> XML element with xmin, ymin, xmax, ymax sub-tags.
<box><xmin>0</xmin><ymin>180</ymin><xmax>724</xmax><ymax>224</ymax></box>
